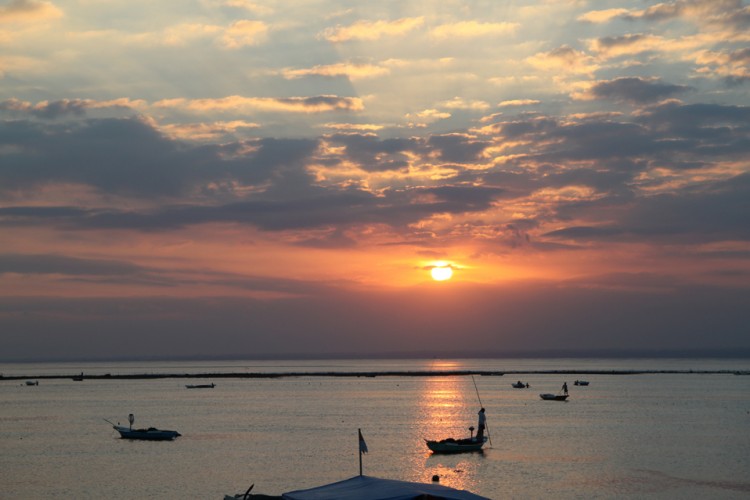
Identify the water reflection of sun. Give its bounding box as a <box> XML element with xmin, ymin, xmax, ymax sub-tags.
<box><xmin>411</xmin><ymin>375</ymin><xmax>484</xmax><ymax>492</ymax></box>
<box><xmin>418</xmin><ymin>376</ymin><xmax>474</xmax><ymax>440</ymax></box>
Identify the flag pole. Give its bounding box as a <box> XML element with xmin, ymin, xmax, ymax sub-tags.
<box><xmin>357</xmin><ymin>429</ymin><xmax>362</xmax><ymax>476</ymax></box>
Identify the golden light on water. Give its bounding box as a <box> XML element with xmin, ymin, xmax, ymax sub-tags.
<box><xmin>412</xmin><ymin>375</ymin><xmax>480</xmax><ymax>493</ymax></box>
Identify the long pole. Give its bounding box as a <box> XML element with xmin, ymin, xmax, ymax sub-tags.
<box><xmin>471</xmin><ymin>375</ymin><xmax>492</xmax><ymax>447</ymax></box>
<box><xmin>358</xmin><ymin>430</ymin><xmax>363</xmax><ymax>476</ymax></box>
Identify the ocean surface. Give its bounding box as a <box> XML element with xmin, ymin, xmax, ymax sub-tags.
<box><xmin>1</xmin><ymin>358</ymin><xmax>749</xmax><ymax>499</ymax></box>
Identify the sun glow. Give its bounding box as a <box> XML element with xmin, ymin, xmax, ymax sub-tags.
<box><xmin>431</xmin><ymin>264</ymin><xmax>453</xmax><ymax>281</ymax></box>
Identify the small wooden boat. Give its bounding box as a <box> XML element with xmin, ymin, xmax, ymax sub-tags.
<box><xmin>72</xmin><ymin>372</ymin><xmax>84</xmax><ymax>381</ymax></box>
<box><xmin>186</xmin><ymin>383</ymin><xmax>215</xmax><ymax>389</ymax></box>
<box><xmin>511</xmin><ymin>381</ymin><xmax>528</xmax><ymax>388</ymax></box>
<box><xmin>574</xmin><ymin>380</ymin><xmax>589</xmax><ymax>386</ymax></box>
<box><xmin>112</xmin><ymin>424</ymin><xmax>181</xmax><ymax>440</ymax></box>
<box><xmin>425</xmin><ymin>436</ymin><xmax>487</xmax><ymax>454</ymax></box>
<box><xmin>107</xmin><ymin>414</ymin><xmax>180</xmax><ymax>441</ymax></box>
<box><xmin>25</xmin><ymin>380</ymin><xmax>39</xmax><ymax>386</ymax></box>
<box><xmin>540</xmin><ymin>393</ymin><xmax>568</xmax><ymax>401</ymax></box>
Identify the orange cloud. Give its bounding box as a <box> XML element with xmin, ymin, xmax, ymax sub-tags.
<box><xmin>692</xmin><ymin>48</ymin><xmax>750</xmax><ymax>82</ymax></box>
<box><xmin>219</xmin><ymin>19</ymin><xmax>268</xmax><ymax>48</ymax></box>
<box><xmin>527</xmin><ymin>46</ymin><xmax>599</xmax><ymax>76</ymax></box>
<box><xmin>577</xmin><ymin>8</ymin><xmax>629</xmax><ymax>23</ymax></box>
<box><xmin>159</xmin><ymin>120</ymin><xmax>260</xmax><ymax>141</ymax></box>
<box><xmin>154</xmin><ymin>95</ymin><xmax>364</xmax><ymax>113</ymax></box>
<box><xmin>439</xmin><ymin>97</ymin><xmax>490</xmax><ymax>110</ymax></box>
<box><xmin>221</xmin><ymin>0</ymin><xmax>274</xmax><ymax>16</ymax></box>
<box><xmin>498</xmin><ymin>99</ymin><xmax>540</xmax><ymax>107</ymax></box>
<box><xmin>321</xmin><ymin>17</ymin><xmax>424</xmax><ymax>42</ymax></box>
<box><xmin>282</xmin><ymin>62</ymin><xmax>390</xmax><ymax>80</ymax></box>
<box><xmin>0</xmin><ymin>0</ymin><xmax>62</xmax><ymax>24</ymax></box>
<box><xmin>430</xmin><ymin>20</ymin><xmax>518</xmax><ymax>38</ymax></box>
<box><xmin>322</xmin><ymin>123</ymin><xmax>385</xmax><ymax>131</ymax></box>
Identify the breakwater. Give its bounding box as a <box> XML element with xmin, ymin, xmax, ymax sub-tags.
<box><xmin>2</xmin><ymin>369</ymin><xmax>748</xmax><ymax>381</ymax></box>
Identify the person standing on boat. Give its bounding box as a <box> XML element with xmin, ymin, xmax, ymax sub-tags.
<box><xmin>562</xmin><ymin>382</ymin><xmax>568</xmax><ymax>395</ymax></box>
<box><xmin>475</xmin><ymin>408</ymin><xmax>486</xmax><ymax>442</ymax></box>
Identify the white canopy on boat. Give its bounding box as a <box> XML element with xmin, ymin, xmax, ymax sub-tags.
<box><xmin>280</xmin><ymin>475</ymin><xmax>489</xmax><ymax>500</ymax></box>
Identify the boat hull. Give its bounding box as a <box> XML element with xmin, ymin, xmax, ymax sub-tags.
<box><xmin>539</xmin><ymin>393</ymin><xmax>568</xmax><ymax>401</ymax></box>
<box><xmin>114</xmin><ymin>425</ymin><xmax>181</xmax><ymax>441</ymax></box>
<box><xmin>425</xmin><ymin>437</ymin><xmax>487</xmax><ymax>454</ymax></box>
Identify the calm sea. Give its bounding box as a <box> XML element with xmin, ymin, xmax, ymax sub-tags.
<box><xmin>1</xmin><ymin>358</ymin><xmax>749</xmax><ymax>499</ymax></box>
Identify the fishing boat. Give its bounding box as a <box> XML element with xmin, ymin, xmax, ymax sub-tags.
<box><xmin>106</xmin><ymin>414</ymin><xmax>181</xmax><ymax>441</ymax></box>
<box><xmin>72</xmin><ymin>372</ymin><xmax>84</xmax><ymax>381</ymax></box>
<box><xmin>186</xmin><ymin>383</ymin><xmax>215</xmax><ymax>389</ymax></box>
<box><xmin>112</xmin><ymin>425</ymin><xmax>181</xmax><ymax>440</ymax></box>
<box><xmin>540</xmin><ymin>393</ymin><xmax>568</xmax><ymax>401</ymax></box>
<box><xmin>511</xmin><ymin>381</ymin><xmax>528</xmax><ymax>388</ymax></box>
<box><xmin>574</xmin><ymin>380</ymin><xmax>589</xmax><ymax>386</ymax></box>
<box><xmin>25</xmin><ymin>380</ymin><xmax>39</xmax><ymax>386</ymax></box>
<box><xmin>425</xmin><ymin>436</ymin><xmax>488</xmax><ymax>454</ymax></box>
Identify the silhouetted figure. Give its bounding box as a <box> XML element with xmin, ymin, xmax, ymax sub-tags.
<box><xmin>475</xmin><ymin>408</ymin><xmax>486</xmax><ymax>442</ymax></box>
<box><xmin>562</xmin><ymin>382</ymin><xmax>568</xmax><ymax>395</ymax></box>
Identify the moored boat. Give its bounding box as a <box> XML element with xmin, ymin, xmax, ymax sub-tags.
<box><xmin>574</xmin><ymin>380</ymin><xmax>589</xmax><ymax>386</ymax></box>
<box><xmin>112</xmin><ymin>424</ymin><xmax>181</xmax><ymax>440</ymax></box>
<box><xmin>107</xmin><ymin>413</ymin><xmax>181</xmax><ymax>441</ymax></box>
<box><xmin>540</xmin><ymin>393</ymin><xmax>568</xmax><ymax>401</ymax></box>
<box><xmin>425</xmin><ymin>436</ymin><xmax>487</xmax><ymax>454</ymax></box>
<box><xmin>511</xmin><ymin>381</ymin><xmax>529</xmax><ymax>388</ymax></box>
<box><xmin>25</xmin><ymin>380</ymin><xmax>39</xmax><ymax>386</ymax></box>
<box><xmin>186</xmin><ymin>383</ymin><xmax>215</xmax><ymax>388</ymax></box>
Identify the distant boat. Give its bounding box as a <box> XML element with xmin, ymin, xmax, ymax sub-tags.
<box><xmin>72</xmin><ymin>372</ymin><xmax>84</xmax><ymax>381</ymax></box>
<box><xmin>186</xmin><ymin>383</ymin><xmax>215</xmax><ymax>389</ymax></box>
<box><xmin>25</xmin><ymin>380</ymin><xmax>39</xmax><ymax>386</ymax></box>
<box><xmin>425</xmin><ymin>436</ymin><xmax>487</xmax><ymax>454</ymax></box>
<box><xmin>574</xmin><ymin>380</ymin><xmax>589</xmax><ymax>386</ymax></box>
<box><xmin>511</xmin><ymin>381</ymin><xmax>529</xmax><ymax>388</ymax></box>
<box><xmin>540</xmin><ymin>393</ymin><xmax>568</xmax><ymax>401</ymax></box>
<box><xmin>106</xmin><ymin>414</ymin><xmax>180</xmax><ymax>441</ymax></box>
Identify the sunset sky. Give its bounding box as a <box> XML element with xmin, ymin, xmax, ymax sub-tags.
<box><xmin>1</xmin><ymin>0</ymin><xmax>749</xmax><ymax>361</ymax></box>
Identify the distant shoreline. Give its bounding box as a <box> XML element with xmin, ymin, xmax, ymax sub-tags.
<box><xmin>3</xmin><ymin>369</ymin><xmax>749</xmax><ymax>381</ymax></box>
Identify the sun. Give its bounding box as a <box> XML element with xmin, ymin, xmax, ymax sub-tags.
<box><xmin>431</xmin><ymin>265</ymin><xmax>453</xmax><ymax>281</ymax></box>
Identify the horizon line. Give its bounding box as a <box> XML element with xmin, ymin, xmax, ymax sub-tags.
<box><xmin>2</xmin><ymin>348</ymin><xmax>750</xmax><ymax>364</ymax></box>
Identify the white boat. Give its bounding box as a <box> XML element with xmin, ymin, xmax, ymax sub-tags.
<box><xmin>225</xmin><ymin>474</ymin><xmax>490</xmax><ymax>499</ymax></box>
<box><xmin>540</xmin><ymin>393</ymin><xmax>568</xmax><ymax>401</ymax></box>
